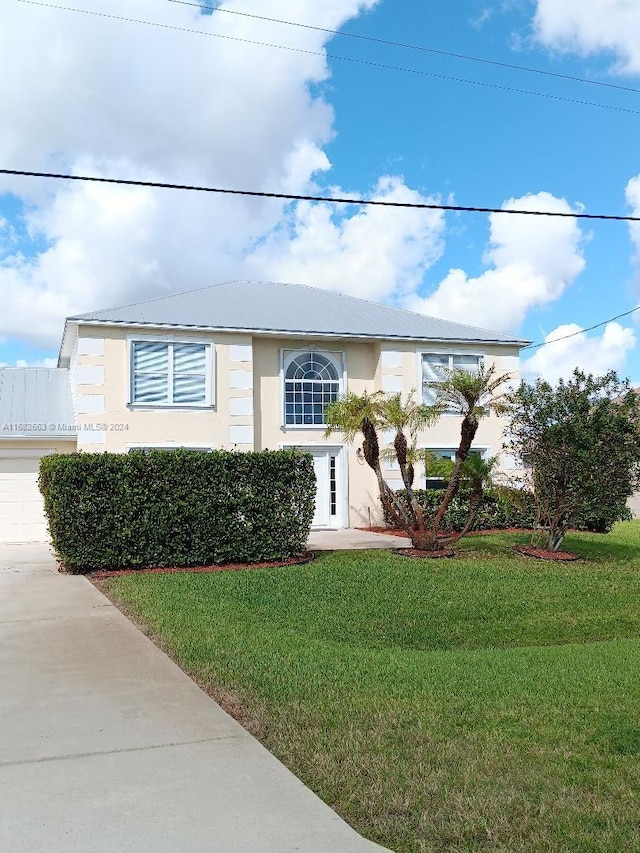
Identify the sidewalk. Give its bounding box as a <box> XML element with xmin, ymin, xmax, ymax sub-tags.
<box><xmin>308</xmin><ymin>528</ymin><xmax>409</xmax><ymax>550</ymax></box>
<box><xmin>0</xmin><ymin>544</ymin><xmax>390</xmax><ymax>853</ymax></box>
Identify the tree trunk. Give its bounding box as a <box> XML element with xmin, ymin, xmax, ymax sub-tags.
<box><xmin>360</xmin><ymin>417</ymin><xmax>414</xmax><ymax>531</ymax></box>
<box><xmin>441</xmin><ymin>483</ymin><xmax>483</xmax><ymax>545</ymax></box>
<box><xmin>544</xmin><ymin>503</ymin><xmax>568</xmax><ymax>552</ymax></box>
<box><xmin>430</xmin><ymin>414</ymin><xmax>479</xmax><ymax>537</ymax></box>
<box><xmin>545</xmin><ymin>520</ymin><xmax>567</xmax><ymax>552</ymax></box>
<box><xmin>409</xmin><ymin>530</ymin><xmax>444</xmax><ymax>551</ymax></box>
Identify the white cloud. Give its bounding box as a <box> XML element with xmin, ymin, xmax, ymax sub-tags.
<box><xmin>626</xmin><ymin>175</ymin><xmax>640</xmax><ymax>282</ymax></box>
<box><xmin>0</xmin><ymin>0</ymin><xmax>382</xmax><ymax>347</ymax></box>
<box><xmin>246</xmin><ymin>176</ymin><xmax>445</xmax><ymax>303</ymax></box>
<box><xmin>533</xmin><ymin>0</ymin><xmax>640</xmax><ymax>74</ymax></box>
<box><xmin>406</xmin><ymin>192</ymin><xmax>585</xmax><ymax>332</ymax></box>
<box><xmin>521</xmin><ymin>321</ymin><xmax>637</xmax><ymax>384</ymax></box>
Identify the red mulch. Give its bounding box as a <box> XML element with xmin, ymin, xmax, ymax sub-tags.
<box><xmin>85</xmin><ymin>553</ymin><xmax>315</xmax><ymax>579</ymax></box>
<box><xmin>393</xmin><ymin>547</ymin><xmax>455</xmax><ymax>559</ymax></box>
<box><xmin>359</xmin><ymin>526</ymin><xmax>540</xmax><ymax>538</ymax></box>
<box><xmin>513</xmin><ymin>545</ymin><xmax>580</xmax><ymax>562</ymax></box>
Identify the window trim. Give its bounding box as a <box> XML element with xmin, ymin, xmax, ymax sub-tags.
<box><xmin>127</xmin><ymin>334</ymin><xmax>215</xmax><ymax>410</ymax></box>
<box><xmin>280</xmin><ymin>348</ymin><xmax>346</xmax><ymax>430</ymax></box>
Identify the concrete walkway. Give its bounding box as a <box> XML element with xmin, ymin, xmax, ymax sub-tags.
<box><xmin>308</xmin><ymin>528</ymin><xmax>409</xmax><ymax>550</ymax></box>
<box><xmin>0</xmin><ymin>543</ymin><xmax>390</xmax><ymax>853</ymax></box>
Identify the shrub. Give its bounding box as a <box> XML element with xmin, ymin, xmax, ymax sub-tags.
<box><xmin>39</xmin><ymin>449</ymin><xmax>316</xmax><ymax>573</ymax></box>
<box><xmin>383</xmin><ymin>487</ymin><xmax>538</xmax><ymax>532</ymax></box>
<box><xmin>382</xmin><ymin>486</ymin><xmax>630</xmax><ymax>534</ymax></box>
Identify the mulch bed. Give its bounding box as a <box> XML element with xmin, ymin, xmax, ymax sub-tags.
<box><xmin>393</xmin><ymin>547</ymin><xmax>455</xmax><ymax>559</ymax></box>
<box><xmin>84</xmin><ymin>552</ymin><xmax>315</xmax><ymax>579</ymax></box>
<box><xmin>513</xmin><ymin>545</ymin><xmax>580</xmax><ymax>562</ymax></box>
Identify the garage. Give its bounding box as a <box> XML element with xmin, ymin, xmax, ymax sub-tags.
<box><xmin>0</xmin><ymin>450</ymin><xmax>53</xmax><ymax>543</ymax></box>
<box><xmin>0</xmin><ymin>367</ymin><xmax>77</xmax><ymax>543</ymax></box>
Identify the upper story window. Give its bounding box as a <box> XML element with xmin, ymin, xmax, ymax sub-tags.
<box><xmin>284</xmin><ymin>351</ymin><xmax>341</xmax><ymax>426</ymax></box>
<box><xmin>421</xmin><ymin>353</ymin><xmax>484</xmax><ymax>406</ymax></box>
<box><xmin>130</xmin><ymin>340</ymin><xmax>213</xmax><ymax>407</ymax></box>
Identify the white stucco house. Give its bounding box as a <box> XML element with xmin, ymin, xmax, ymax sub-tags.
<box><xmin>0</xmin><ymin>280</ymin><xmax>529</xmax><ymax>543</ymax></box>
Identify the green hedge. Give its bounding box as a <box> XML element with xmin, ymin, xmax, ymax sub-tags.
<box><xmin>383</xmin><ymin>487</ymin><xmax>631</xmax><ymax>534</ymax></box>
<box><xmin>383</xmin><ymin>487</ymin><xmax>537</xmax><ymax>532</ymax></box>
<box><xmin>39</xmin><ymin>449</ymin><xmax>316</xmax><ymax>573</ymax></box>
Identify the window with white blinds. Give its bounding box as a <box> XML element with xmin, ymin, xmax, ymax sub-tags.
<box><xmin>131</xmin><ymin>340</ymin><xmax>211</xmax><ymax>406</ymax></box>
<box><xmin>421</xmin><ymin>353</ymin><xmax>483</xmax><ymax>406</ymax></box>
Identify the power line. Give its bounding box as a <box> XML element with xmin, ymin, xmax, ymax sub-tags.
<box><xmin>2</xmin><ymin>168</ymin><xmax>640</xmax><ymax>222</ymax></box>
<box><xmin>168</xmin><ymin>0</ymin><xmax>640</xmax><ymax>98</ymax></box>
<box><xmin>14</xmin><ymin>0</ymin><xmax>640</xmax><ymax>117</ymax></box>
<box><xmin>522</xmin><ymin>305</ymin><xmax>640</xmax><ymax>350</ymax></box>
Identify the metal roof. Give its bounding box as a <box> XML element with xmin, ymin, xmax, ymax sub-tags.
<box><xmin>69</xmin><ymin>281</ymin><xmax>529</xmax><ymax>345</ymax></box>
<box><xmin>0</xmin><ymin>368</ymin><xmax>75</xmax><ymax>439</ymax></box>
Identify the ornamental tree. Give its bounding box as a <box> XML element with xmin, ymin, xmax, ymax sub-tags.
<box><xmin>504</xmin><ymin>369</ymin><xmax>640</xmax><ymax>552</ymax></box>
<box><xmin>324</xmin><ymin>363</ymin><xmax>508</xmax><ymax>552</ymax></box>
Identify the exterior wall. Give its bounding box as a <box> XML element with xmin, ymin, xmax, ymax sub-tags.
<box><xmin>72</xmin><ymin>326</ymin><xmax>254</xmax><ymax>453</ymax></box>
<box><xmin>628</xmin><ymin>492</ymin><xmax>640</xmax><ymax>519</ymax></box>
<box><xmin>377</xmin><ymin>342</ymin><xmax>521</xmax><ymax>496</ymax></box>
<box><xmin>67</xmin><ymin>323</ymin><xmax>522</xmax><ymax>528</ymax></box>
<box><xmin>0</xmin><ymin>439</ymin><xmax>76</xmax><ymax>454</ymax></box>
<box><xmin>252</xmin><ymin>337</ymin><xmax>381</xmax><ymax>529</ymax></box>
<box><xmin>253</xmin><ymin>337</ymin><xmax>521</xmax><ymax>527</ymax></box>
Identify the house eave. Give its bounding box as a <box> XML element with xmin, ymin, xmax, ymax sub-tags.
<box><xmin>66</xmin><ymin>318</ymin><xmax>531</xmax><ymax>348</ymax></box>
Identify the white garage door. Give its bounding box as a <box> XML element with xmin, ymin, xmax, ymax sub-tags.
<box><xmin>0</xmin><ymin>452</ymin><xmax>50</xmax><ymax>543</ymax></box>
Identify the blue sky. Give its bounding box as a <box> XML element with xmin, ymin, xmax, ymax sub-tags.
<box><xmin>0</xmin><ymin>0</ymin><xmax>639</xmax><ymax>382</ymax></box>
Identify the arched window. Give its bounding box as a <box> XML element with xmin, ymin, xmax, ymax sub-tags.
<box><xmin>284</xmin><ymin>351</ymin><xmax>341</xmax><ymax>426</ymax></box>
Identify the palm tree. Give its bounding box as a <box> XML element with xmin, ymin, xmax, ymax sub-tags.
<box><xmin>423</xmin><ymin>452</ymin><xmax>499</xmax><ymax>544</ymax></box>
<box><xmin>424</xmin><ymin>363</ymin><xmax>509</xmax><ymax>548</ymax></box>
<box><xmin>325</xmin><ymin>364</ymin><xmax>510</xmax><ymax>553</ymax></box>
<box><xmin>324</xmin><ymin>391</ymin><xmax>415</xmax><ymax>530</ymax></box>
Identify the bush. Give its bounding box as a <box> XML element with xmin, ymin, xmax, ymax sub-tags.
<box><xmin>570</xmin><ymin>498</ymin><xmax>632</xmax><ymax>534</ymax></box>
<box><xmin>383</xmin><ymin>487</ymin><xmax>538</xmax><ymax>532</ymax></box>
<box><xmin>39</xmin><ymin>449</ymin><xmax>316</xmax><ymax>573</ymax></box>
<box><xmin>382</xmin><ymin>486</ymin><xmax>631</xmax><ymax>534</ymax></box>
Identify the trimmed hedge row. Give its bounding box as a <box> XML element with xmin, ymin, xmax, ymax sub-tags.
<box><xmin>383</xmin><ymin>487</ymin><xmax>632</xmax><ymax>534</ymax></box>
<box><xmin>39</xmin><ymin>449</ymin><xmax>316</xmax><ymax>573</ymax></box>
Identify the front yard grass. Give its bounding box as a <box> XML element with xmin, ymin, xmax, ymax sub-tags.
<box><xmin>103</xmin><ymin>522</ymin><xmax>640</xmax><ymax>852</ymax></box>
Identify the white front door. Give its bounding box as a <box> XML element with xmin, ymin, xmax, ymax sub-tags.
<box><xmin>308</xmin><ymin>449</ymin><xmax>342</xmax><ymax>528</ymax></box>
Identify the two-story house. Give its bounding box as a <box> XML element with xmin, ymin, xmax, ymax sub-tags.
<box><xmin>0</xmin><ymin>280</ymin><xmax>528</xmax><ymax>543</ymax></box>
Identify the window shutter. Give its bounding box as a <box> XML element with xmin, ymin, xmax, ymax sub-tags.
<box><xmin>173</xmin><ymin>344</ymin><xmax>207</xmax><ymax>404</ymax></box>
<box><xmin>132</xmin><ymin>342</ymin><xmax>169</xmax><ymax>404</ymax></box>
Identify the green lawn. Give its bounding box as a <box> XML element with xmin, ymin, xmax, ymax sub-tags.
<box><xmin>103</xmin><ymin>522</ymin><xmax>640</xmax><ymax>853</ymax></box>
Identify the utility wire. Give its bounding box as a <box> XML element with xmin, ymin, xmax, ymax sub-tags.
<box><xmin>522</xmin><ymin>305</ymin><xmax>640</xmax><ymax>350</ymax></box>
<box><xmin>168</xmin><ymin>0</ymin><xmax>640</xmax><ymax>97</ymax></box>
<box><xmin>14</xmin><ymin>0</ymin><xmax>640</xmax><ymax>116</ymax></box>
<box><xmin>2</xmin><ymin>168</ymin><xmax>640</xmax><ymax>222</ymax></box>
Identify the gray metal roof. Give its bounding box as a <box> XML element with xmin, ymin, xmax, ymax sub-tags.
<box><xmin>0</xmin><ymin>368</ymin><xmax>75</xmax><ymax>439</ymax></box>
<box><xmin>70</xmin><ymin>281</ymin><xmax>529</xmax><ymax>345</ymax></box>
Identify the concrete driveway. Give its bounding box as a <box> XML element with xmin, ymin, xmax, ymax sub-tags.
<box><xmin>0</xmin><ymin>543</ymin><xmax>390</xmax><ymax>853</ymax></box>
